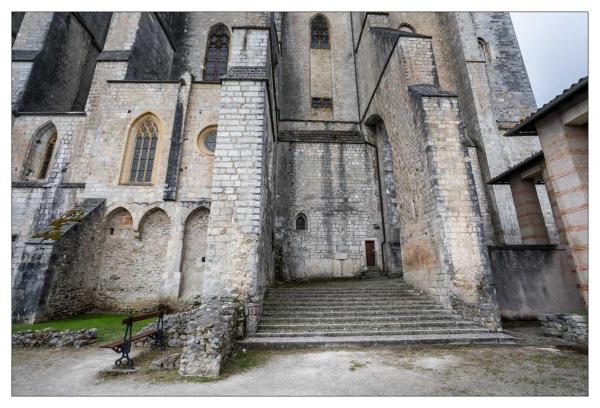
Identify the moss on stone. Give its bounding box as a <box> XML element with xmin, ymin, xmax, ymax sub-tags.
<box><xmin>32</xmin><ymin>209</ymin><xmax>84</xmax><ymax>242</ymax></box>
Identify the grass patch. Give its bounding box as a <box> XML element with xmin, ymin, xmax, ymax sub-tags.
<box><xmin>349</xmin><ymin>360</ymin><xmax>366</xmax><ymax>371</ymax></box>
<box><xmin>12</xmin><ymin>313</ymin><xmax>157</xmax><ymax>344</ymax></box>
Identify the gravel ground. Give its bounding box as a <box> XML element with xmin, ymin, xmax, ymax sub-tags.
<box><xmin>12</xmin><ymin>341</ymin><xmax>587</xmax><ymax>396</ymax></box>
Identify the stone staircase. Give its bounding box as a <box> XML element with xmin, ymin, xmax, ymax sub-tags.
<box><xmin>240</xmin><ymin>278</ymin><xmax>514</xmax><ymax>348</ymax></box>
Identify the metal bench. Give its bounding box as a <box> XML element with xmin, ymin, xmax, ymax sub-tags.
<box><xmin>99</xmin><ymin>309</ymin><xmax>167</xmax><ymax>368</ymax></box>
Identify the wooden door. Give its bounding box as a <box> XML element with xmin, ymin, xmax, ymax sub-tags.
<box><xmin>365</xmin><ymin>240</ymin><xmax>376</xmax><ymax>267</ymax></box>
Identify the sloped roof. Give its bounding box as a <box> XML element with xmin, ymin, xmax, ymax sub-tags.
<box><xmin>504</xmin><ymin>76</ymin><xmax>588</xmax><ymax>137</ymax></box>
<box><xmin>488</xmin><ymin>151</ymin><xmax>544</xmax><ymax>185</ymax></box>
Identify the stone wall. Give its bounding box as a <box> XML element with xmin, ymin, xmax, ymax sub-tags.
<box><xmin>355</xmin><ymin>14</ymin><xmax>500</xmax><ymax>328</ymax></box>
<box><xmin>12</xmin><ymin>199</ymin><xmax>105</xmax><ymax>323</ymax></box>
<box><xmin>538</xmin><ymin>313</ymin><xmax>588</xmax><ymax>346</ymax></box>
<box><xmin>279</xmin><ymin>12</ymin><xmax>359</xmax><ymax>122</ymax></box>
<box><xmin>489</xmin><ymin>246</ymin><xmax>585</xmax><ymax>319</ymax></box>
<box><xmin>202</xmin><ymin>27</ymin><xmax>276</xmax><ymax>307</ymax></box>
<box><xmin>94</xmin><ymin>208</ymin><xmax>170</xmax><ymax>312</ymax></box>
<box><xmin>12</xmin><ymin>328</ymin><xmax>98</xmax><ymax>348</ymax></box>
<box><xmin>275</xmin><ymin>141</ymin><xmax>383</xmax><ymax>280</ymax></box>
<box><xmin>18</xmin><ymin>13</ymin><xmax>112</xmax><ymax>112</ymax></box>
<box><xmin>126</xmin><ymin>12</ymin><xmax>174</xmax><ymax>80</ymax></box>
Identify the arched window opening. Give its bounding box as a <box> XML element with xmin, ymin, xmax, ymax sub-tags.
<box><xmin>311</xmin><ymin>14</ymin><xmax>330</xmax><ymax>49</ymax></box>
<box><xmin>38</xmin><ymin>133</ymin><xmax>56</xmax><ymax>179</ymax></box>
<box><xmin>22</xmin><ymin>122</ymin><xmax>57</xmax><ymax>181</ymax></box>
<box><xmin>126</xmin><ymin>115</ymin><xmax>159</xmax><ymax>184</ymax></box>
<box><xmin>203</xmin><ymin>24</ymin><xmax>230</xmax><ymax>82</ymax></box>
<box><xmin>398</xmin><ymin>23</ymin><xmax>416</xmax><ymax>33</ymax></box>
<box><xmin>295</xmin><ymin>213</ymin><xmax>307</xmax><ymax>230</ymax></box>
<box><xmin>478</xmin><ymin>37</ymin><xmax>492</xmax><ymax>62</ymax></box>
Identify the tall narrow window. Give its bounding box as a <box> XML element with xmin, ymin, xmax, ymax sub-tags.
<box><xmin>38</xmin><ymin>134</ymin><xmax>56</xmax><ymax>179</ymax></box>
<box><xmin>311</xmin><ymin>14</ymin><xmax>330</xmax><ymax>49</ymax></box>
<box><xmin>478</xmin><ymin>37</ymin><xmax>492</xmax><ymax>62</ymax></box>
<box><xmin>203</xmin><ymin>24</ymin><xmax>230</xmax><ymax>82</ymax></box>
<box><xmin>127</xmin><ymin>116</ymin><xmax>159</xmax><ymax>184</ymax></box>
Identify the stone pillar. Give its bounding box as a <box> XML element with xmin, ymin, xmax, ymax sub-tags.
<box><xmin>508</xmin><ymin>174</ymin><xmax>550</xmax><ymax>244</ymax></box>
<box><xmin>11</xmin><ymin>12</ymin><xmax>54</xmax><ymax>111</ymax></box>
<box><xmin>536</xmin><ymin>113</ymin><xmax>588</xmax><ymax>304</ymax></box>
<box><xmin>202</xmin><ymin>27</ymin><xmax>274</xmax><ymax>307</ymax></box>
<box><xmin>160</xmin><ymin>207</ymin><xmax>185</xmax><ymax>305</ymax></box>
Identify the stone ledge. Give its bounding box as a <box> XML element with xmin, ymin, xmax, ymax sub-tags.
<box><xmin>12</xmin><ymin>50</ymin><xmax>40</xmax><ymax>62</ymax></box>
<box><xmin>221</xmin><ymin>66</ymin><xmax>268</xmax><ymax>81</ymax></box>
<box><xmin>97</xmin><ymin>50</ymin><xmax>131</xmax><ymax>61</ymax></box>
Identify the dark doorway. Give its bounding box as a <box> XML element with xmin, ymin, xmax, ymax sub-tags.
<box><xmin>365</xmin><ymin>240</ymin><xmax>376</xmax><ymax>267</ymax></box>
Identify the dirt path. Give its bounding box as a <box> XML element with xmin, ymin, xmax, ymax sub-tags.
<box><xmin>12</xmin><ymin>344</ymin><xmax>587</xmax><ymax>396</ymax></box>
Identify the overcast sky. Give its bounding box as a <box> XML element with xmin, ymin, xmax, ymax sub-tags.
<box><xmin>510</xmin><ymin>12</ymin><xmax>588</xmax><ymax>107</ymax></box>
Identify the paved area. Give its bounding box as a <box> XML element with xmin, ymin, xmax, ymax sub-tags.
<box><xmin>12</xmin><ymin>341</ymin><xmax>587</xmax><ymax>396</ymax></box>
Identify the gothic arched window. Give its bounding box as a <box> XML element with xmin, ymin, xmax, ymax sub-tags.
<box><xmin>310</xmin><ymin>14</ymin><xmax>330</xmax><ymax>49</ymax></box>
<box><xmin>295</xmin><ymin>213</ymin><xmax>307</xmax><ymax>230</ymax></box>
<box><xmin>203</xmin><ymin>24</ymin><xmax>230</xmax><ymax>82</ymax></box>
<box><xmin>125</xmin><ymin>115</ymin><xmax>160</xmax><ymax>184</ymax></box>
<box><xmin>22</xmin><ymin>122</ymin><xmax>57</xmax><ymax>181</ymax></box>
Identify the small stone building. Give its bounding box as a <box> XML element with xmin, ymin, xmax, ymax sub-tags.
<box><xmin>11</xmin><ymin>12</ymin><xmax>584</xmax><ymax>329</ymax></box>
<box><xmin>488</xmin><ymin>77</ymin><xmax>588</xmax><ymax>318</ymax></box>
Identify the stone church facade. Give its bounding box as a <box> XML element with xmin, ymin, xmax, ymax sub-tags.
<box><xmin>11</xmin><ymin>12</ymin><xmax>583</xmax><ymax>330</ymax></box>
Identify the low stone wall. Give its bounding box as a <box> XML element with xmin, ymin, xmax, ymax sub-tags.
<box><xmin>138</xmin><ymin>299</ymin><xmax>244</xmax><ymax>378</ymax></box>
<box><xmin>539</xmin><ymin>313</ymin><xmax>588</xmax><ymax>346</ymax></box>
<box><xmin>12</xmin><ymin>328</ymin><xmax>97</xmax><ymax>347</ymax></box>
<box><xmin>488</xmin><ymin>245</ymin><xmax>584</xmax><ymax>319</ymax></box>
<box><xmin>178</xmin><ymin>300</ymin><xmax>243</xmax><ymax>377</ymax></box>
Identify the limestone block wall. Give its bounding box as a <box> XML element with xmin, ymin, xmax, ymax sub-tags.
<box><xmin>12</xmin><ymin>199</ymin><xmax>105</xmax><ymax>323</ymax></box>
<box><xmin>11</xmin><ymin>114</ymin><xmax>88</xmax><ymax>283</ymax></box>
<box><xmin>36</xmin><ymin>200</ymin><xmax>107</xmax><ymax>321</ymax></box>
<box><xmin>442</xmin><ymin>12</ymin><xmax>549</xmax><ymax>245</ymax></box>
<box><xmin>202</xmin><ymin>27</ymin><xmax>276</xmax><ymax>308</ymax></box>
<box><xmin>176</xmin><ymin>83</ymin><xmax>220</xmax><ymax>201</ymax></box>
<box><xmin>11</xmin><ymin>12</ymin><xmax>54</xmax><ymax>111</ymax></box>
<box><xmin>165</xmin><ymin>12</ymin><xmax>270</xmax><ymax>80</ymax></box>
<box><xmin>356</xmin><ymin>15</ymin><xmax>500</xmax><ymax>328</ymax></box>
<box><xmin>279</xmin><ymin>12</ymin><xmax>359</xmax><ymax>122</ymax></box>
<box><xmin>94</xmin><ymin>207</ymin><xmax>170</xmax><ymax>311</ymax></box>
<box><xmin>275</xmin><ymin>142</ymin><xmax>383</xmax><ymax>280</ymax></box>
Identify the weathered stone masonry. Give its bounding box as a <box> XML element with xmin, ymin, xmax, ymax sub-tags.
<box><xmin>12</xmin><ymin>12</ymin><xmax>579</xmax><ymax>336</ymax></box>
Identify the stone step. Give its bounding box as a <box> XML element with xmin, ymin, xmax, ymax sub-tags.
<box><xmin>263</xmin><ymin>300</ymin><xmax>441</xmax><ymax>308</ymax></box>
<box><xmin>252</xmin><ymin>327</ymin><xmax>490</xmax><ymax>337</ymax></box>
<box><xmin>266</xmin><ymin>290</ymin><xmax>419</xmax><ymax>296</ymax></box>
<box><xmin>262</xmin><ymin>309</ymin><xmax>457</xmax><ymax>319</ymax></box>
<box><xmin>260</xmin><ymin>314</ymin><xmax>460</xmax><ymax>324</ymax></box>
<box><xmin>264</xmin><ymin>298</ymin><xmax>433</xmax><ymax>304</ymax></box>
<box><xmin>258</xmin><ymin>320</ymin><xmax>478</xmax><ymax>332</ymax></box>
<box><xmin>265</xmin><ymin>292</ymin><xmax>425</xmax><ymax>299</ymax></box>
<box><xmin>239</xmin><ymin>332</ymin><xmax>516</xmax><ymax>348</ymax></box>
<box><xmin>262</xmin><ymin>304</ymin><xmax>445</xmax><ymax>312</ymax></box>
